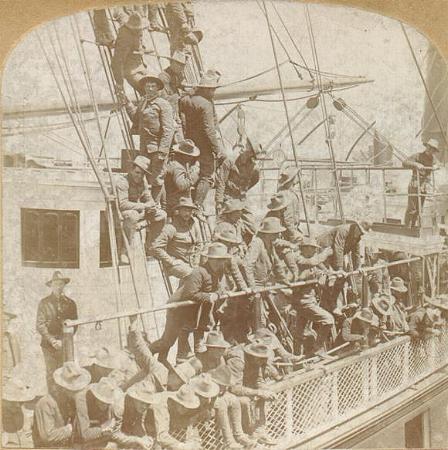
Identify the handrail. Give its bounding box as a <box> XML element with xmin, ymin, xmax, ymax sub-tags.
<box><xmin>64</xmin><ymin>257</ymin><xmax>421</xmax><ymax>329</ymax></box>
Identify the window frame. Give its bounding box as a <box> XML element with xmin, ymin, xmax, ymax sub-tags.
<box><xmin>21</xmin><ymin>208</ymin><xmax>80</xmax><ymax>268</ymax></box>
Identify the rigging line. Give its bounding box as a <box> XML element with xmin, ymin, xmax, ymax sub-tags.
<box><xmin>42</xmin><ymin>132</ymin><xmax>84</xmax><ymax>156</ymax></box>
<box><xmin>263</xmin><ymin>0</ymin><xmax>311</xmax><ymax>235</ymax></box>
<box><xmin>305</xmin><ymin>4</ymin><xmax>345</xmax><ymax>222</ymax></box>
<box><xmin>401</xmin><ymin>23</ymin><xmax>448</xmax><ymax>148</ymax></box>
<box><xmin>289</xmin><ymin>60</ymin><xmax>364</xmax><ymax>80</ymax></box>
<box><xmin>345</xmin><ymin>121</ymin><xmax>376</xmax><ymax>161</ymax></box>
<box><xmin>255</xmin><ymin>0</ymin><xmax>306</xmax><ymax>82</ymax></box>
<box><xmin>219</xmin><ymin>60</ymin><xmax>290</xmax><ymax>88</ymax></box>
<box><xmin>416</xmin><ymin>80</ymin><xmax>448</xmax><ymax>138</ymax></box>
<box><xmin>269</xmin><ymin>0</ymin><xmax>313</xmax><ymax>79</ymax></box>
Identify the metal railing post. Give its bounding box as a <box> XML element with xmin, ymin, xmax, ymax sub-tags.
<box><xmin>285</xmin><ymin>389</ymin><xmax>294</xmax><ymax>439</ymax></box>
<box><xmin>330</xmin><ymin>372</ymin><xmax>339</xmax><ymax>418</ymax></box>
<box><xmin>368</xmin><ymin>356</ymin><xmax>377</xmax><ymax>401</ymax></box>
<box><xmin>403</xmin><ymin>340</ymin><xmax>410</xmax><ymax>384</ymax></box>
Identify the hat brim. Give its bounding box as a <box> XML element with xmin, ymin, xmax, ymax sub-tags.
<box><xmin>139</xmin><ymin>76</ymin><xmax>164</xmax><ymax>91</ymax></box>
<box><xmin>169</xmin><ymin>393</ymin><xmax>200</xmax><ymax>409</ymax></box>
<box><xmin>53</xmin><ymin>370</ymin><xmax>91</xmax><ymax>392</ymax></box>
<box><xmin>201</xmin><ymin>252</ymin><xmax>231</xmax><ymax>259</ymax></box>
<box><xmin>90</xmin><ymin>384</ymin><xmax>116</xmax><ymax>405</ymax></box>
<box><xmin>206</xmin><ymin>342</ymin><xmax>230</xmax><ymax>349</ymax></box>
<box><xmin>191</xmin><ymin>382</ymin><xmax>219</xmax><ymax>399</ymax></box>
<box><xmin>46</xmin><ymin>278</ymin><xmax>70</xmax><ymax>287</ymax></box>
<box><xmin>258</xmin><ymin>226</ymin><xmax>286</xmax><ymax>234</ymax></box>
<box><xmin>3</xmin><ymin>387</ymin><xmax>36</xmax><ymax>403</ymax></box>
<box><xmin>127</xmin><ymin>388</ymin><xmax>160</xmax><ymax>405</ymax></box>
<box><xmin>279</xmin><ymin>169</ymin><xmax>299</xmax><ymax>187</ymax></box>
<box><xmin>391</xmin><ymin>286</ymin><xmax>408</xmax><ymax>293</ymax></box>
<box><xmin>174</xmin><ymin>203</ymin><xmax>198</xmax><ymax>210</ymax></box>
<box><xmin>371</xmin><ymin>299</ymin><xmax>392</xmax><ymax>316</ymax></box>
<box><xmin>243</xmin><ymin>348</ymin><xmax>273</xmax><ymax>360</ymax></box>
<box><xmin>353</xmin><ymin>313</ymin><xmax>373</xmax><ymax>325</ymax></box>
<box><xmin>193</xmin><ymin>29</ymin><xmax>204</xmax><ymax>43</ymax></box>
<box><xmin>133</xmin><ymin>161</ymin><xmax>150</xmax><ymax>174</ymax></box>
<box><xmin>221</xmin><ymin>207</ymin><xmax>244</xmax><ymax>214</ymax></box>
<box><xmin>92</xmin><ymin>361</ymin><xmax>117</xmax><ymax>371</ymax></box>
<box><xmin>300</xmin><ymin>243</ymin><xmax>321</xmax><ymax>249</ymax></box>
<box><xmin>214</xmin><ymin>234</ymin><xmax>241</xmax><ymax>245</ymax></box>
<box><xmin>267</xmin><ymin>203</ymin><xmax>287</xmax><ymax>211</ymax></box>
<box><xmin>172</xmin><ymin>145</ymin><xmax>200</xmax><ymax>157</ymax></box>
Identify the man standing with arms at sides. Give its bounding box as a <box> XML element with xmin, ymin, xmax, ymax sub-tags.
<box><xmin>179</xmin><ymin>69</ymin><xmax>226</xmax><ymax>209</ymax></box>
<box><xmin>402</xmin><ymin>138</ymin><xmax>441</xmax><ymax>228</ymax></box>
<box><xmin>122</xmin><ymin>74</ymin><xmax>175</xmax><ymax>202</ymax></box>
<box><xmin>36</xmin><ymin>271</ymin><xmax>78</xmax><ymax>393</ymax></box>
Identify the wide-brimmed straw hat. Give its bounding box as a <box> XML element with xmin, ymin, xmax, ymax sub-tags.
<box><xmin>278</xmin><ymin>166</ymin><xmax>299</xmax><ymax>188</ymax></box>
<box><xmin>174</xmin><ymin>197</ymin><xmax>198</xmax><ymax>210</ymax></box>
<box><xmin>138</xmin><ymin>73</ymin><xmax>164</xmax><ymax>91</ymax></box>
<box><xmin>46</xmin><ymin>271</ymin><xmax>70</xmax><ymax>287</ymax></box>
<box><xmin>198</xmin><ymin>69</ymin><xmax>221</xmax><ymax>88</ymax></box>
<box><xmin>353</xmin><ymin>307</ymin><xmax>375</xmax><ymax>325</ymax></box>
<box><xmin>258</xmin><ymin>217</ymin><xmax>286</xmax><ymax>234</ymax></box>
<box><xmin>169</xmin><ymin>384</ymin><xmax>200</xmax><ymax>409</ymax></box>
<box><xmin>201</xmin><ymin>242</ymin><xmax>231</xmax><ymax>259</ymax></box>
<box><xmin>171</xmin><ymin>139</ymin><xmax>200</xmax><ymax>157</ymax></box>
<box><xmin>53</xmin><ymin>362</ymin><xmax>91</xmax><ymax>392</ymax></box>
<box><xmin>133</xmin><ymin>155</ymin><xmax>151</xmax><ymax>174</ymax></box>
<box><xmin>3</xmin><ymin>378</ymin><xmax>36</xmax><ymax>403</ymax></box>
<box><xmin>125</xmin><ymin>13</ymin><xmax>149</xmax><ymax>30</ymax></box>
<box><xmin>221</xmin><ymin>199</ymin><xmax>244</xmax><ymax>215</ymax></box>
<box><xmin>204</xmin><ymin>331</ymin><xmax>230</xmax><ymax>349</ymax></box>
<box><xmin>424</xmin><ymin>138</ymin><xmax>440</xmax><ymax>151</ymax></box>
<box><xmin>190</xmin><ymin>374</ymin><xmax>220</xmax><ymax>398</ymax></box>
<box><xmin>300</xmin><ymin>236</ymin><xmax>321</xmax><ymax>249</ymax></box>
<box><xmin>213</xmin><ymin>226</ymin><xmax>241</xmax><ymax>245</ymax></box>
<box><xmin>91</xmin><ymin>347</ymin><xmax>119</xmax><ymax>370</ymax></box>
<box><xmin>90</xmin><ymin>377</ymin><xmax>119</xmax><ymax>405</ymax></box>
<box><xmin>208</xmin><ymin>365</ymin><xmax>233</xmax><ymax>387</ymax></box>
<box><xmin>244</xmin><ymin>341</ymin><xmax>273</xmax><ymax>360</ymax></box>
<box><xmin>371</xmin><ymin>295</ymin><xmax>392</xmax><ymax>316</ymax></box>
<box><xmin>267</xmin><ymin>193</ymin><xmax>288</xmax><ymax>211</ymax></box>
<box><xmin>167</xmin><ymin>357</ymin><xmax>203</xmax><ymax>391</ymax></box>
<box><xmin>127</xmin><ymin>379</ymin><xmax>160</xmax><ymax>405</ymax></box>
<box><xmin>390</xmin><ymin>277</ymin><xmax>408</xmax><ymax>293</ymax></box>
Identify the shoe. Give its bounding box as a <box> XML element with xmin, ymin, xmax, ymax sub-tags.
<box><xmin>223</xmin><ymin>441</ymin><xmax>243</xmax><ymax>449</ymax></box>
<box><xmin>253</xmin><ymin>428</ymin><xmax>278</xmax><ymax>446</ymax></box>
<box><xmin>234</xmin><ymin>434</ymin><xmax>257</xmax><ymax>448</ymax></box>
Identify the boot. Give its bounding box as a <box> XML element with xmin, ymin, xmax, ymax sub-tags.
<box><xmin>229</xmin><ymin>395</ymin><xmax>257</xmax><ymax>448</ymax></box>
<box><xmin>252</xmin><ymin>427</ymin><xmax>278</xmax><ymax>446</ymax></box>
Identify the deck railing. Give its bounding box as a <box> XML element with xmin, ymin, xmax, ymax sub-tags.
<box><xmin>171</xmin><ymin>326</ymin><xmax>448</xmax><ymax>449</ymax></box>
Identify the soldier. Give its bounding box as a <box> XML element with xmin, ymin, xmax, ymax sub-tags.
<box><xmin>92</xmin><ymin>9</ymin><xmax>115</xmax><ymax>48</ymax></box>
<box><xmin>149</xmin><ymin>243</ymin><xmax>231</xmax><ymax>363</ymax></box>
<box><xmin>163</xmin><ymin>140</ymin><xmax>200</xmax><ymax>218</ymax></box>
<box><xmin>294</xmin><ymin>236</ymin><xmax>332</xmax><ymax>280</ymax></box>
<box><xmin>115</xmin><ymin>155</ymin><xmax>166</xmax><ymax>264</ymax></box>
<box><xmin>159</xmin><ymin>51</ymin><xmax>188</xmax><ymax>142</ymax></box>
<box><xmin>341</xmin><ymin>307</ymin><xmax>378</xmax><ymax>350</ymax></box>
<box><xmin>32</xmin><ymin>362</ymin><xmax>89</xmax><ymax>448</ymax></box>
<box><xmin>73</xmin><ymin>377</ymin><xmax>124</xmax><ymax>448</ymax></box>
<box><xmin>152</xmin><ymin>197</ymin><xmax>203</xmax><ymax>281</ymax></box>
<box><xmin>123</xmin><ymin>74</ymin><xmax>175</xmax><ymax>201</ymax></box>
<box><xmin>388</xmin><ymin>286</ymin><xmax>410</xmax><ymax>334</ymax></box>
<box><xmin>208</xmin><ymin>366</ymin><xmax>257</xmax><ymax>449</ymax></box>
<box><xmin>225</xmin><ymin>342</ymin><xmax>277</xmax><ymax>445</ymax></box>
<box><xmin>408</xmin><ymin>306</ymin><xmax>441</xmax><ymax>339</ymax></box>
<box><xmin>165</xmin><ymin>2</ymin><xmax>203</xmax><ymax>55</ymax></box>
<box><xmin>403</xmin><ymin>138</ymin><xmax>441</xmax><ymax>227</ymax></box>
<box><xmin>366</xmin><ymin>247</ymin><xmax>390</xmax><ymax>296</ymax></box>
<box><xmin>179</xmin><ymin>69</ymin><xmax>226</xmax><ymax>207</ymax></box>
<box><xmin>3</xmin><ymin>378</ymin><xmax>35</xmax><ymax>448</ymax></box>
<box><xmin>245</xmin><ymin>217</ymin><xmax>297</xmax><ymax>329</ymax></box>
<box><xmin>196</xmin><ymin>330</ymin><xmax>230</xmax><ymax>372</ymax></box>
<box><xmin>112</xmin><ymin>4</ymin><xmax>163</xmax><ymax>31</ymax></box>
<box><xmin>111</xmin><ymin>14</ymin><xmax>153</xmax><ymax>94</ymax></box>
<box><xmin>215</xmin><ymin>199</ymin><xmax>257</xmax><ymax>248</ymax></box>
<box><xmin>370</xmin><ymin>294</ymin><xmax>393</xmax><ymax>332</ymax></box>
<box><xmin>2</xmin><ymin>308</ymin><xmax>21</xmax><ymax>381</ymax></box>
<box><xmin>266</xmin><ymin>166</ymin><xmax>303</xmax><ymax>243</ymax></box>
<box><xmin>215</xmin><ymin>139</ymin><xmax>261</xmax><ymax>214</ymax></box>
<box><xmin>83</xmin><ymin>347</ymin><xmax>120</xmax><ymax>384</ymax></box>
<box><xmin>36</xmin><ymin>271</ymin><xmax>78</xmax><ymax>392</ymax></box>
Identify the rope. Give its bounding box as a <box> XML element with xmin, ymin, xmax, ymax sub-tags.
<box><xmin>262</xmin><ymin>0</ymin><xmax>311</xmax><ymax>235</ymax></box>
<box><xmin>304</xmin><ymin>5</ymin><xmax>345</xmax><ymax>222</ymax></box>
<box><xmin>401</xmin><ymin>23</ymin><xmax>448</xmax><ymax>148</ymax></box>
<box><xmin>345</xmin><ymin>121</ymin><xmax>376</xmax><ymax>161</ymax></box>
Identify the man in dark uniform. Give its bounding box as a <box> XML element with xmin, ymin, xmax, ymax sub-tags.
<box><xmin>179</xmin><ymin>69</ymin><xmax>225</xmax><ymax>207</ymax></box>
<box><xmin>36</xmin><ymin>271</ymin><xmax>78</xmax><ymax>392</ymax></box>
<box><xmin>163</xmin><ymin>140</ymin><xmax>200</xmax><ymax>218</ymax></box>
<box><xmin>159</xmin><ymin>51</ymin><xmax>187</xmax><ymax>143</ymax></box>
<box><xmin>403</xmin><ymin>138</ymin><xmax>440</xmax><ymax>227</ymax></box>
<box><xmin>152</xmin><ymin>197</ymin><xmax>203</xmax><ymax>281</ymax></box>
<box><xmin>122</xmin><ymin>74</ymin><xmax>175</xmax><ymax>201</ymax></box>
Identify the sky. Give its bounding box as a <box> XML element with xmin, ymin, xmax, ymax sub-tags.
<box><xmin>1</xmin><ymin>0</ymin><xmax>432</xmax><ymax>164</ymax></box>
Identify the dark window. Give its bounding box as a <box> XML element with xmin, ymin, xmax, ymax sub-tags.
<box><xmin>21</xmin><ymin>208</ymin><xmax>79</xmax><ymax>268</ymax></box>
<box><xmin>99</xmin><ymin>210</ymin><xmax>120</xmax><ymax>268</ymax></box>
<box><xmin>405</xmin><ymin>413</ymin><xmax>425</xmax><ymax>448</ymax></box>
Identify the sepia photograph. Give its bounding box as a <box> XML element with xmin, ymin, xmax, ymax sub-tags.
<box><xmin>1</xmin><ymin>0</ymin><xmax>448</xmax><ymax>448</ymax></box>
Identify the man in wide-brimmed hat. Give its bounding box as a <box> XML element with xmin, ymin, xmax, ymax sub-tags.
<box><xmin>115</xmin><ymin>155</ymin><xmax>167</xmax><ymax>264</ymax></box>
<box><xmin>152</xmin><ymin>196</ymin><xmax>202</xmax><ymax>281</ymax></box>
<box><xmin>366</xmin><ymin>246</ymin><xmax>390</xmax><ymax>297</ymax></box>
<box><xmin>196</xmin><ymin>330</ymin><xmax>230</xmax><ymax>372</ymax></box>
<box><xmin>36</xmin><ymin>271</ymin><xmax>78</xmax><ymax>392</ymax></box>
<box><xmin>387</xmin><ymin>282</ymin><xmax>410</xmax><ymax>333</ymax></box>
<box><xmin>112</xmin><ymin>4</ymin><xmax>163</xmax><ymax>31</ymax></box>
<box><xmin>245</xmin><ymin>217</ymin><xmax>298</xmax><ymax>329</ymax></box>
<box><xmin>408</xmin><ymin>305</ymin><xmax>443</xmax><ymax>339</ymax></box>
<box><xmin>83</xmin><ymin>346</ymin><xmax>121</xmax><ymax>384</ymax></box>
<box><xmin>215</xmin><ymin>198</ymin><xmax>257</xmax><ymax>248</ymax></box>
<box><xmin>370</xmin><ymin>293</ymin><xmax>394</xmax><ymax>334</ymax></box>
<box><xmin>149</xmin><ymin>243</ymin><xmax>231</xmax><ymax>363</ymax></box>
<box><xmin>163</xmin><ymin>139</ymin><xmax>200</xmax><ymax>217</ymax></box>
<box><xmin>111</xmin><ymin>13</ymin><xmax>154</xmax><ymax>93</ymax></box>
<box><xmin>215</xmin><ymin>137</ymin><xmax>262</xmax><ymax>213</ymax></box>
<box><xmin>32</xmin><ymin>362</ymin><xmax>90</xmax><ymax>448</ymax></box>
<box><xmin>122</xmin><ymin>73</ymin><xmax>175</xmax><ymax>202</ymax></box>
<box><xmin>341</xmin><ymin>307</ymin><xmax>378</xmax><ymax>350</ymax></box>
<box><xmin>403</xmin><ymin>138</ymin><xmax>441</xmax><ymax>227</ymax></box>
<box><xmin>179</xmin><ymin>69</ymin><xmax>226</xmax><ymax>207</ymax></box>
<box><xmin>165</xmin><ymin>1</ymin><xmax>203</xmax><ymax>54</ymax></box>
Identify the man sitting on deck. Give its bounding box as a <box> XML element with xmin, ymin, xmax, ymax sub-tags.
<box><xmin>115</xmin><ymin>155</ymin><xmax>166</xmax><ymax>264</ymax></box>
<box><xmin>402</xmin><ymin>138</ymin><xmax>441</xmax><ymax>228</ymax></box>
